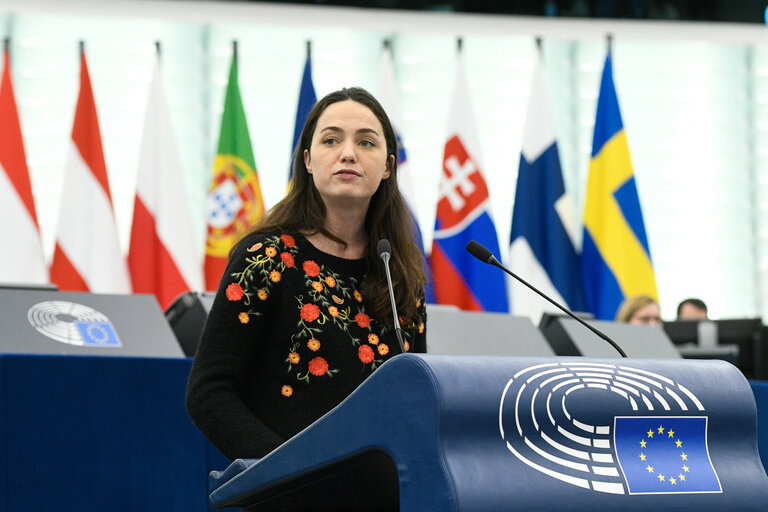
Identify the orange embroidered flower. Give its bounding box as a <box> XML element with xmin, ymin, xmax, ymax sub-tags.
<box><xmin>405</xmin><ymin>341</ymin><xmax>410</xmax><ymax>352</ymax></box>
<box><xmin>300</xmin><ymin>303</ymin><xmax>320</xmax><ymax>322</ymax></box>
<box><xmin>311</xmin><ymin>281</ymin><xmax>324</xmax><ymax>292</ymax></box>
<box><xmin>280</xmin><ymin>234</ymin><xmax>296</xmax><ymax>248</ymax></box>
<box><xmin>416</xmin><ymin>299</ymin><xmax>422</xmax><ymax>307</ymax></box>
<box><xmin>226</xmin><ymin>283</ymin><xmax>244</xmax><ymax>301</ymax></box>
<box><xmin>257</xmin><ymin>289</ymin><xmax>268</xmax><ymax>300</ymax></box>
<box><xmin>288</xmin><ymin>352</ymin><xmax>300</xmax><ymax>364</ymax></box>
<box><xmin>281</xmin><ymin>385</ymin><xmax>293</xmax><ymax>397</ymax></box>
<box><xmin>378</xmin><ymin>344</ymin><xmax>389</xmax><ymax>356</ymax></box>
<box><xmin>418</xmin><ymin>322</ymin><xmax>425</xmax><ymax>334</ymax></box>
<box><xmin>308</xmin><ymin>357</ymin><xmax>329</xmax><ymax>376</ymax></box>
<box><xmin>325</xmin><ymin>276</ymin><xmax>336</xmax><ymax>288</ymax></box>
<box><xmin>367</xmin><ymin>333</ymin><xmax>379</xmax><ymax>345</ymax></box>
<box><xmin>358</xmin><ymin>345</ymin><xmax>374</xmax><ymax>364</ymax></box>
<box><xmin>307</xmin><ymin>338</ymin><xmax>321</xmax><ymax>351</ymax></box>
<box><xmin>238</xmin><ymin>312</ymin><xmax>249</xmax><ymax>324</ymax></box>
<box><xmin>270</xmin><ymin>270</ymin><xmax>281</xmax><ymax>283</ymax></box>
<box><xmin>332</xmin><ymin>295</ymin><xmax>344</xmax><ymax>304</ymax></box>
<box><xmin>355</xmin><ymin>313</ymin><xmax>370</xmax><ymax>328</ymax></box>
<box><xmin>247</xmin><ymin>242</ymin><xmax>262</xmax><ymax>252</ymax></box>
<box><xmin>328</xmin><ymin>306</ymin><xmax>339</xmax><ymax>317</ymax></box>
<box><xmin>303</xmin><ymin>260</ymin><xmax>321</xmax><ymax>277</ymax></box>
<box><xmin>280</xmin><ymin>252</ymin><xmax>295</xmax><ymax>268</ymax></box>
<box><xmin>265</xmin><ymin>246</ymin><xmax>277</xmax><ymax>257</ymax></box>
<box><xmin>353</xmin><ymin>290</ymin><xmax>363</xmax><ymax>302</ymax></box>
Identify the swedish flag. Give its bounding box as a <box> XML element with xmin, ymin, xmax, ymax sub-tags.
<box><xmin>614</xmin><ymin>416</ymin><xmax>721</xmax><ymax>494</ymax></box>
<box><xmin>580</xmin><ymin>54</ymin><xmax>657</xmax><ymax>320</ymax></box>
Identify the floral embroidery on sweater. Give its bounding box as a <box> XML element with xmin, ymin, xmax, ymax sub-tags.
<box><xmin>223</xmin><ymin>233</ymin><xmax>420</xmax><ymax>396</ymax></box>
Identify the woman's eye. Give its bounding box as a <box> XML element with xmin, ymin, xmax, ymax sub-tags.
<box><xmin>360</xmin><ymin>140</ymin><xmax>375</xmax><ymax>147</ymax></box>
<box><xmin>322</xmin><ymin>138</ymin><xmax>338</xmax><ymax>145</ymax></box>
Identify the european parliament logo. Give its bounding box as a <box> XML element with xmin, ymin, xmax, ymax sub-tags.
<box><xmin>27</xmin><ymin>301</ymin><xmax>123</xmax><ymax>348</ymax></box>
<box><xmin>499</xmin><ymin>362</ymin><xmax>722</xmax><ymax>496</ymax></box>
<box><xmin>614</xmin><ymin>416</ymin><xmax>721</xmax><ymax>494</ymax></box>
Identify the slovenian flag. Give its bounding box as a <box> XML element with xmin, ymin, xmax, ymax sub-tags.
<box><xmin>509</xmin><ymin>47</ymin><xmax>585</xmax><ymax>321</ymax></box>
<box><xmin>581</xmin><ymin>52</ymin><xmax>658</xmax><ymax>320</ymax></box>
<box><xmin>430</xmin><ymin>47</ymin><xmax>508</xmax><ymax>312</ymax></box>
<box><xmin>377</xmin><ymin>42</ymin><xmax>435</xmax><ymax>303</ymax></box>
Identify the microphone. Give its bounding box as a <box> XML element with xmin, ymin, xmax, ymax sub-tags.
<box><xmin>376</xmin><ymin>239</ymin><xmax>407</xmax><ymax>354</ymax></box>
<box><xmin>465</xmin><ymin>240</ymin><xmax>627</xmax><ymax>358</ymax></box>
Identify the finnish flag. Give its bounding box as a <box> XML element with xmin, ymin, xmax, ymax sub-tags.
<box><xmin>509</xmin><ymin>49</ymin><xmax>586</xmax><ymax>322</ymax></box>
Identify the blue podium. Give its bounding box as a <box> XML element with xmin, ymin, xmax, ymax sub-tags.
<box><xmin>209</xmin><ymin>354</ymin><xmax>768</xmax><ymax>511</ymax></box>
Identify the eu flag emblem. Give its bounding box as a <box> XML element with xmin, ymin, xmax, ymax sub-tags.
<box><xmin>75</xmin><ymin>322</ymin><xmax>122</xmax><ymax>347</ymax></box>
<box><xmin>614</xmin><ymin>416</ymin><xmax>721</xmax><ymax>494</ymax></box>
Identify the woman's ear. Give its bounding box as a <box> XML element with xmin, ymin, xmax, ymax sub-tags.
<box><xmin>304</xmin><ymin>149</ymin><xmax>312</xmax><ymax>173</ymax></box>
<box><xmin>383</xmin><ymin>154</ymin><xmax>395</xmax><ymax>179</ymax></box>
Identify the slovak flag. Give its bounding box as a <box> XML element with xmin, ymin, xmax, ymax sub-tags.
<box><xmin>376</xmin><ymin>42</ymin><xmax>435</xmax><ymax>303</ymax></box>
<box><xmin>50</xmin><ymin>46</ymin><xmax>130</xmax><ymax>293</ymax></box>
<box><xmin>0</xmin><ymin>43</ymin><xmax>48</xmax><ymax>284</ymax></box>
<box><xmin>128</xmin><ymin>53</ymin><xmax>203</xmax><ymax>310</ymax></box>
<box><xmin>430</xmin><ymin>50</ymin><xmax>508</xmax><ymax>312</ymax></box>
<box><xmin>509</xmin><ymin>49</ymin><xmax>586</xmax><ymax>321</ymax></box>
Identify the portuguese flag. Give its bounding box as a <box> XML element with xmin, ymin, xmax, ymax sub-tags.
<box><xmin>204</xmin><ymin>42</ymin><xmax>265</xmax><ymax>290</ymax></box>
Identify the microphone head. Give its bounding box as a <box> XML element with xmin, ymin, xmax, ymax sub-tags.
<box><xmin>376</xmin><ymin>239</ymin><xmax>392</xmax><ymax>259</ymax></box>
<box><xmin>466</xmin><ymin>240</ymin><xmax>494</xmax><ymax>264</ymax></box>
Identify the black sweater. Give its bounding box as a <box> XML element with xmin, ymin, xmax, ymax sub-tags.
<box><xmin>186</xmin><ymin>232</ymin><xmax>427</xmax><ymax>460</ymax></box>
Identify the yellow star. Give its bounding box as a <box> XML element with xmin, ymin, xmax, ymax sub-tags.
<box><xmin>658</xmin><ymin>474</ymin><xmax>665</xmax><ymax>482</ymax></box>
<box><xmin>647</xmin><ymin>429</ymin><xmax>654</xmax><ymax>438</ymax></box>
<box><xmin>639</xmin><ymin>453</ymin><xmax>647</xmax><ymax>461</ymax></box>
<box><xmin>670</xmin><ymin>477</ymin><xmax>677</xmax><ymax>485</ymax></box>
<box><xmin>657</xmin><ymin>425</ymin><xmax>665</xmax><ymax>434</ymax></box>
<box><xmin>646</xmin><ymin>465</ymin><xmax>654</xmax><ymax>473</ymax></box>
<box><xmin>676</xmin><ymin>439</ymin><xmax>682</xmax><ymax>448</ymax></box>
<box><xmin>682</xmin><ymin>465</ymin><xmax>690</xmax><ymax>473</ymax></box>
<box><xmin>640</xmin><ymin>440</ymin><xmax>647</xmax><ymax>448</ymax></box>
<box><xmin>668</xmin><ymin>429</ymin><xmax>675</xmax><ymax>438</ymax></box>
<box><xmin>681</xmin><ymin>453</ymin><xmax>688</xmax><ymax>461</ymax></box>
<box><xmin>679</xmin><ymin>474</ymin><xmax>686</xmax><ymax>481</ymax></box>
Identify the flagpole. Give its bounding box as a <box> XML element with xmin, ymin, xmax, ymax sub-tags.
<box><xmin>155</xmin><ymin>40</ymin><xmax>161</xmax><ymax>58</ymax></box>
<box><xmin>606</xmin><ymin>33</ymin><xmax>613</xmax><ymax>55</ymax></box>
<box><xmin>232</xmin><ymin>40</ymin><xmax>237</xmax><ymax>65</ymax></box>
<box><xmin>456</xmin><ymin>36</ymin><xmax>463</xmax><ymax>54</ymax></box>
<box><xmin>79</xmin><ymin>40</ymin><xmax>84</xmax><ymax>56</ymax></box>
<box><xmin>306</xmin><ymin>39</ymin><xmax>311</xmax><ymax>59</ymax></box>
<box><xmin>3</xmin><ymin>37</ymin><xmax>8</xmax><ymax>55</ymax></box>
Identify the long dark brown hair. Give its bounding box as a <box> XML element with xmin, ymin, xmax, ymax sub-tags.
<box><xmin>241</xmin><ymin>87</ymin><xmax>427</xmax><ymax>326</ymax></box>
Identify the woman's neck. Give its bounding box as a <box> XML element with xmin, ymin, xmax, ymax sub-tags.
<box><xmin>305</xmin><ymin>207</ymin><xmax>368</xmax><ymax>259</ymax></box>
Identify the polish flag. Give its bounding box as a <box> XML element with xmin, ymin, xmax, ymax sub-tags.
<box><xmin>0</xmin><ymin>44</ymin><xmax>48</xmax><ymax>284</ymax></box>
<box><xmin>50</xmin><ymin>48</ymin><xmax>130</xmax><ymax>293</ymax></box>
<box><xmin>128</xmin><ymin>55</ymin><xmax>202</xmax><ymax>310</ymax></box>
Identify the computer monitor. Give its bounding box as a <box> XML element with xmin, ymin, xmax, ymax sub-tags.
<box><xmin>663</xmin><ymin>318</ymin><xmax>765</xmax><ymax>379</ymax></box>
<box><xmin>662</xmin><ymin>320</ymin><xmax>698</xmax><ymax>346</ymax></box>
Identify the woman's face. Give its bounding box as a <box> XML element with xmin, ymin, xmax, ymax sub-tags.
<box><xmin>303</xmin><ymin>100</ymin><xmax>392</xmax><ymax>210</ymax></box>
<box><xmin>629</xmin><ymin>302</ymin><xmax>662</xmax><ymax>326</ymax></box>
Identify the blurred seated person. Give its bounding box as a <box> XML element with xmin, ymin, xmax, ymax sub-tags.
<box><xmin>615</xmin><ymin>295</ymin><xmax>662</xmax><ymax>326</ymax></box>
<box><xmin>677</xmin><ymin>298</ymin><xmax>708</xmax><ymax>320</ymax></box>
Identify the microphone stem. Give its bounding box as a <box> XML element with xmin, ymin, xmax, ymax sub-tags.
<box><xmin>490</xmin><ymin>258</ymin><xmax>628</xmax><ymax>358</ymax></box>
<box><xmin>382</xmin><ymin>254</ymin><xmax>407</xmax><ymax>354</ymax></box>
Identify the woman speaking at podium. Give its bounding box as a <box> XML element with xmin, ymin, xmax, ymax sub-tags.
<box><xmin>186</xmin><ymin>87</ymin><xmax>428</xmax><ymax>460</ymax></box>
